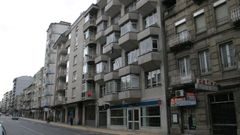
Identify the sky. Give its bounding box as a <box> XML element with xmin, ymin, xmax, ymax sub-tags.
<box><xmin>0</xmin><ymin>0</ymin><xmax>96</xmax><ymax>99</ymax></box>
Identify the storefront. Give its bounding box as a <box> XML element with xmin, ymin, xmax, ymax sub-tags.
<box><xmin>108</xmin><ymin>100</ymin><xmax>162</xmax><ymax>131</ymax></box>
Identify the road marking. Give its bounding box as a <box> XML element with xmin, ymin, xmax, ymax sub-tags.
<box><xmin>20</xmin><ymin>125</ymin><xmax>45</xmax><ymax>135</ymax></box>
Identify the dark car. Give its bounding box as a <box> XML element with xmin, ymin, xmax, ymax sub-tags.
<box><xmin>0</xmin><ymin>123</ymin><xmax>6</xmax><ymax>135</ymax></box>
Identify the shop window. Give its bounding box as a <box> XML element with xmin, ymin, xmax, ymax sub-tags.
<box><xmin>220</xmin><ymin>42</ymin><xmax>236</xmax><ymax>70</ymax></box>
<box><xmin>110</xmin><ymin>109</ymin><xmax>126</xmax><ymax>125</ymax></box>
<box><xmin>141</xmin><ymin>106</ymin><xmax>161</xmax><ymax>127</ymax></box>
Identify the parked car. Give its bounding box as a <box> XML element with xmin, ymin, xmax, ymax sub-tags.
<box><xmin>0</xmin><ymin>122</ymin><xmax>6</xmax><ymax>135</ymax></box>
<box><xmin>11</xmin><ymin>116</ymin><xmax>19</xmax><ymax>120</ymax></box>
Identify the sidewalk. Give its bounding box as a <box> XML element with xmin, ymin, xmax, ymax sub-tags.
<box><xmin>20</xmin><ymin>117</ymin><xmax>160</xmax><ymax>135</ymax></box>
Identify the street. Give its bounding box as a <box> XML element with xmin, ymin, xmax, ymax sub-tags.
<box><xmin>0</xmin><ymin>116</ymin><xmax>111</xmax><ymax>135</ymax></box>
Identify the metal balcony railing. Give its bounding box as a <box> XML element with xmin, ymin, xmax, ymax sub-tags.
<box><xmin>169</xmin><ymin>30</ymin><xmax>192</xmax><ymax>51</ymax></box>
<box><xmin>231</xmin><ymin>6</ymin><xmax>240</xmax><ymax>26</ymax></box>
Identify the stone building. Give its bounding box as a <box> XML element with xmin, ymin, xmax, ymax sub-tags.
<box><xmin>163</xmin><ymin>0</ymin><xmax>240</xmax><ymax>134</ymax></box>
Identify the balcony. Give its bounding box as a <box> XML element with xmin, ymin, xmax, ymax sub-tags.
<box><xmin>119</xmin><ymin>0</ymin><xmax>135</xmax><ymax>5</ymax></box>
<box><xmin>102</xmin><ymin>43</ymin><xmax>121</xmax><ymax>58</ymax></box>
<box><xmin>95</xmin><ymin>30</ymin><xmax>105</xmax><ymax>44</ymax></box>
<box><xmin>84</xmin><ymin>54</ymin><xmax>95</xmax><ymax>64</ymax></box>
<box><xmin>105</xmin><ymin>0</ymin><xmax>121</xmax><ymax>17</ymax></box>
<box><xmin>84</xmin><ymin>36</ymin><xmax>96</xmax><ymax>47</ymax></box>
<box><xmin>58</xmin><ymin>56</ymin><xmax>68</xmax><ymax>66</ymax></box>
<box><xmin>104</xmin><ymin>25</ymin><xmax>120</xmax><ymax>36</ymax></box>
<box><xmin>96</xmin><ymin>0</ymin><xmax>107</xmax><ymax>8</ymax></box>
<box><xmin>96</xmin><ymin>14</ymin><xmax>108</xmax><ymax>25</ymax></box>
<box><xmin>168</xmin><ymin>31</ymin><xmax>193</xmax><ymax>52</ymax></box>
<box><xmin>137</xmin><ymin>26</ymin><xmax>160</xmax><ymax>41</ymax></box>
<box><xmin>119</xmin><ymin>65</ymin><xmax>140</xmax><ymax>77</ymax></box>
<box><xmin>83</xmin><ymin>72</ymin><xmax>94</xmax><ymax>81</ymax></box>
<box><xmin>118</xmin><ymin>12</ymin><xmax>139</xmax><ymax>26</ymax></box>
<box><xmin>231</xmin><ymin>6</ymin><xmax>240</xmax><ymax>27</ymax></box>
<box><xmin>118</xmin><ymin>89</ymin><xmax>141</xmax><ymax>101</ymax></box>
<box><xmin>58</xmin><ymin>45</ymin><xmax>67</xmax><ymax>55</ymax></box>
<box><xmin>136</xmin><ymin>0</ymin><xmax>157</xmax><ymax>16</ymax></box>
<box><xmin>56</xmin><ymin>83</ymin><xmax>66</xmax><ymax>91</ymax></box>
<box><xmin>138</xmin><ymin>52</ymin><xmax>162</xmax><ymax>70</ymax></box>
<box><xmin>81</xmin><ymin>90</ymin><xmax>95</xmax><ymax>101</ymax></box>
<box><xmin>58</xmin><ymin>69</ymin><xmax>66</xmax><ymax>78</ymax></box>
<box><xmin>83</xmin><ymin>19</ymin><xmax>96</xmax><ymax>32</ymax></box>
<box><xmin>104</xmin><ymin>71</ymin><xmax>119</xmax><ymax>82</ymax></box>
<box><xmin>119</xmin><ymin>32</ymin><xmax>138</xmax><ymax>51</ymax></box>
<box><xmin>94</xmin><ymin>73</ymin><xmax>105</xmax><ymax>84</ymax></box>
<box><xmin>102</xmin><ymin>93</ymin><xmax>119</xmax><ymax>102</ymax></box>
<box><xmin>170</xmin><ymin>72</ymin><xmax>196</xmax><ymax>87</ymax></box>
<box><xmin>95</xmin><ymin>55</ymin><xmax>108</xmax><ymax>64</ymax></box>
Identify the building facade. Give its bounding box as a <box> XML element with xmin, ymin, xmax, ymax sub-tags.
<box><xmin>42</xmin><ymin>21</ymin><xmax>71</xmax><ymax>120</ymax></box>
<box><xmin>163</xmin><ymin>0</ymin><xmax>240</xmax><ymax>135</ymax></box>
<box><xmin>12</xmin><ymin>76</ymin><xmax>34</xmax><ymax>115</ymax></box>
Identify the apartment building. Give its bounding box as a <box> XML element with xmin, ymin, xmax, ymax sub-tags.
<box><xmin>163</xmin><ymin>0</ymin><xmax>240</xmax><ymax>135</ymax></box>
<box><xmin>69</xmin><ymin>0</ymin><xmax>168</xmax><ymax>134</ymax></box>
<box><xmin>12</xmin><ymin>76</ymin><xmax>33</xmax><ymax>115</ymax></box>
<box><xmin>42</xmin><ymin>21</ymin><xmax>71</xmax><ymax>120</ymax></box>
<box><xmin>53</xmin><ymin>30</ymin><xmax>71</xmax><ymax>123</ymax></box>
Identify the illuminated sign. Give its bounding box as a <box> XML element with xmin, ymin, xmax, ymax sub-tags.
<box><xmin>195</xmin><ymin>78</ymin><xmax>218</xmax><ymax>91</ymax></box>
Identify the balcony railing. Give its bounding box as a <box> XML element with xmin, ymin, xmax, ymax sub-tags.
<box><xmin>231</xmin><ymin>6</ymin><xmax>240</xmax><ymax>27</ymax></box>
<box><xmin>170</xmin><ymin>72</ymin><xmax>196</xmax><ymax>86</ymax></box>
<box><xmin>169</xmin><ymin>30</ymin><xmax>193</xmax><ymax>52</ymax></box>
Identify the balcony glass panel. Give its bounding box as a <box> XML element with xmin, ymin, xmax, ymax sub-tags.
<box><xmin>97</xmin><ymin>21</ymin><xmax>108</xmax><ymax>32</ymax></box>
<box><xmin>121</xmin><ymin>74</ymin><xmax>139</xmax><ymax>91</ymax></box>
<box><xmin>127</xmin><ymin>49</ymin><xmax>139</xmax><ymax>64</ymax></box>
<box><xmin>139</xmin><ymin>37</ymin><xmax>158</xmax><ymax>55</ymax></box>
<box><xmin>120</xmin><ymin>21</ymin><xmax>137</xmax><ymax>36</ymax></box>
<box><xmin>96</xmin><ymin>62</ymin><xmax>108</xmax><ymax>73</ymax></box>
<box><xmin>106</xmin><ymin>32</ymin><xmax>120</xmax><ymax>45</ymax></box>
<box><xmin>113</xmin><ymin>57</ymin><xmax>123</xmax><ymax>70</ymax></box>
<box><xmin>144</xmin><ymin>10</ymin><xmax>158</xmax><ymax>28</ymax></box>
<box><xmin>105</xmin><ymin>80</ymin><xmax>121</xmax><ymax>95</ymax></box>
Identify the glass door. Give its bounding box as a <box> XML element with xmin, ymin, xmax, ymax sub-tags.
<box><xmin>127</xmin><ymin>108</ymin><xmax>140</xmax><ymax>130</ymax></box>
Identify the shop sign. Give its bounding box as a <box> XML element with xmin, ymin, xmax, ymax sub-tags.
<box><xmin>171</xmin><ymin>92</ymin><xmax>196</xmax><ymax>107</ymax></box>
<box><xmin>195</xmin><ymin>78</ymin><xmax>218</xmax><ymax>91</ymax></box>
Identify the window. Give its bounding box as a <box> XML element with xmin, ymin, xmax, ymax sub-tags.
<box><xmin>72</xmin><ymin>87</ymin><xmax>76</xmax><ymax>98</ymax></box>
<box><xmin>220</xmin><ymin>42</ymin><xmax>236</xmax><ymax>69</ymax></box>
<box><xmin>111</xmin><ymin>13</ymin><xmax>120</xmax><ymax>25</ymax></box>
<box><xmin>121</xmin><ymin>74</ymin><xmax>140</xmax><ymax>91</ymax></box>
<box><xmin>139</xmin><ymin>37</ymin><xmax>158</xmax><ymax>55</ymax></box>
<box><xmin>194</xmin><ymin>13</ymin><xmax>206</xmax><ymax>34</ymax></box>
<box><xmin>96</xmin><ymin>62</ymin><xmax>108</xmax><ymax>73</ymax></box>
<box><xmin>199</xmin><ymin>50</ymin><xmax>211</xmax><ymax>74</ymax></box>
<box><xmin>73</xmin><ymin>55</ymin><xmax>77</xmax><ymax>65</ymax></box>
<box><xmin>178</xmin><ymin>56</ymin><xmax>191</xmax><ymax>78</ymax></box>
<box><xmin>85</xmin><ymin>14</ymin><xmax>93</xmax><ymax>23</ymax></box>
<box><xmin>127</xmin><ymin>49</ymin><xmax>139</xmax><ymax>64</ymax></box>
<box><xmin>144</xmin><ymin>10</ymin><xmax>158</xmax><ymax>28</ymax></box>
<box><xmin>75</xmin><ymin>26</ymin><xmax>79</xmax><ymax>47</ymax></box>
<box><xmin>105</xmin><ymin>80</ymin><xmax>121</xmax><ymax>95</ymax></box>
<box><xmin>146</xmin><ymin>69</ymin><xmax>161</xmax><ymax>88</ymax></box>
<box><xmin>83</xmin><ymin>64</ymin><xmax>94</xmax><ymax>74</ymax></box>
<box><xmin>111</xmin><ymin>109</ymin><xmax>126</xmax><ymax>125</ymax></box>
<box><xmin>72</xmin><ymin>71</ymin><xmax>77</xmax><ymax>81</ymax></box>
<box><xmin>113</xmin><ymin>57</ymin><xmax>123</xmax><ymax>71</ymax></box>
<box><xmin>215</xmin><ymin>2</ymin><xmax>228</xmax><ymax>25</ymax></box>
<box><xmin>141</xmin><ymin>106</ymin><xmax>161</xmax><ymax>127</ymax></box>
<box><xmin>120</xmin><ymin>21</ymin><xmax>137</xmax><ymax>36</ymax></box>
<box><xmin>82</xmin><ymin>82</ymin><xmax>94</xmax><ymax>93</ymax></box>
<box><xmin>106</xmin><ymin>32</ymin><xmax>120</xmax><ymax>45</ymax></box>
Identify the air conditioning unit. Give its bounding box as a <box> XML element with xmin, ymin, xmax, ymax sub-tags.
<box><xmin>175</xmin><ymin>90</ymin><xmax>185</xmax><ymax>97</ymax></box>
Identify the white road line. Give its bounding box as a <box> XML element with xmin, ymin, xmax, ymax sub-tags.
<box><xmin>20</xmin><ymin>125</ymin><xmax>45</xmax><ymax>135</ymax></box>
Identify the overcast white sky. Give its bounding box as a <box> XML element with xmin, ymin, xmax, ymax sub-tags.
<box><xmin>0</xmin><ymin>0</ymin><xmax>96</xmax><ymax>99</ymax></box>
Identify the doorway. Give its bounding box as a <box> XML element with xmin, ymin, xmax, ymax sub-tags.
<box><xmin>209</xmin><ymin>93</ymin><xmax>237</xmax><ymax>135</ymax></box>
<box><xmin>127</xmin><ymin>108</ymin><xmax>140</xmax><ymax>130</ymax></box>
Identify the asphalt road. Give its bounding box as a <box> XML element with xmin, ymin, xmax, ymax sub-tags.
<box><xmin>0</xmin><ymin>115</ymin><xmax>111</xmax><ymax>135</ymax></box>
